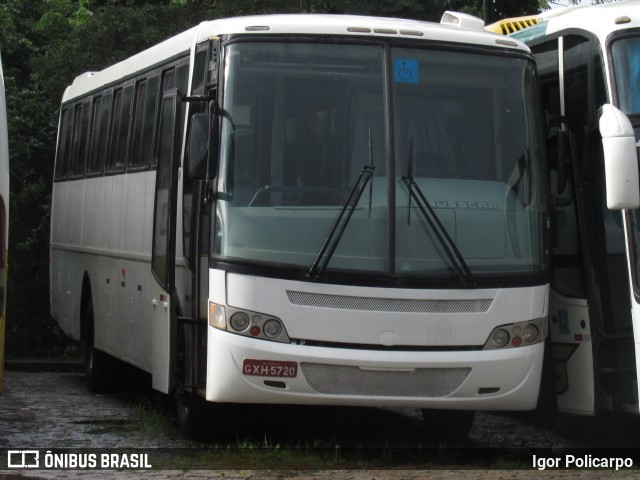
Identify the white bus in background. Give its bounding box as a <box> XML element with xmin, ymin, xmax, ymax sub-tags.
<box><xmin>0</xmin><ymin>53</ymin><xmax>9</xmax><ymax>394</ymax></box>
<box><xmin>50</xmin><ymin>12</ymin><xmax>550</xmax><ymax>439</ymax></box>
<box><xmin>488</xmin><ymin>1</ymin><xmax>640</xmax><ymax>419</ymax></box>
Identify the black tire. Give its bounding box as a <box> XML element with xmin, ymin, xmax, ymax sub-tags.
<box><xmin>175</xmin><ymin>323</ymin><xmax>209</xmax><ymax>439</ymax></box>
<box><xmin>82</xmin><ymin>295</ymin><xmax>111</xmax><ymax>392</ymax></box>
<box><xmin>176</xmin><ymin>388</ymin><xmax>208</xmax><ymax>439</ymax></box>
<box><xmin>421</xmin><ymin>409</ymin><xmax>475</xmax><ymax>441</ymax></box>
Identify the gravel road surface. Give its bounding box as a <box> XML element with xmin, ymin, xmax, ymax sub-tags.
<box><xmin>1</xmin><ymin>368</ymin><xmax>639</xmax><ymax>479</ymax></box>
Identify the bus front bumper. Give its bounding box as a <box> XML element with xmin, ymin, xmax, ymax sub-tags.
<box><xmin>205</xmin><ymin>326</ymin><xmax>544</xmax><ymax>410</ymax></box>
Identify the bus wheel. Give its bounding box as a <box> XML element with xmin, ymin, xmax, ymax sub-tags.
<box><xmin>82</xmin><ymin>295</ymin><xmax>110</xmax><ymax>392</ymax></box>
<box><xmin>421</xmin><ymin>409</ymin><xmax>475</xmax><ymax>441</ymax></box>
<box><xmin>176</xmin><ymin>388</ymin><xmax>207</xmax><ymax>439</ymax></box>
<box><xmin>175</xmin><ymin>325</ymin><xmax>207</xmax><ymax>439</ymax></box>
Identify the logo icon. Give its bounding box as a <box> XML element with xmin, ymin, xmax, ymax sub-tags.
<box><xmin>7</xmin><ymin>450</ymin><xmax>40</xmax><ymax>468</ymax></box>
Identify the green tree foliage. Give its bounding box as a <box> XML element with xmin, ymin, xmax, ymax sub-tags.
<box><xmin>1</xmin><ymin>0</ymin><xmax>60</xmax><ymax>357</ymax></box>
<box><xmin>2</xmin><ymin>0</ymin><xmax>544</xmax><ymax>356</ymax></box>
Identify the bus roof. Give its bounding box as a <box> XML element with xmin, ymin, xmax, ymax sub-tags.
<box><xmin>511</xmin><ymin>0</ymin><xmax>640</xmax><ymax>44</ymax></box>
<box><xmin>62</xmin><ymin>13</ymin><xmax>530</xmax><ymax>103</ymax></box>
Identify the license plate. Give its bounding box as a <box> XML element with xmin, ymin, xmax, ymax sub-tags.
<box><xmin>243</xmin><ymin>359</ymin><xmax>298</xmax><ymax>378</ymax></box>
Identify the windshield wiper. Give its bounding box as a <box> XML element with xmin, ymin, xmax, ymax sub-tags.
<box><xmin>401</xmin><ymin>139</ymin><xmax>474</xmax><ymax>287</ymax></box>
<box><xmin>307</xmin><ymin>128</ymin><xmax>375</xmax><ymax>279</ymax></box>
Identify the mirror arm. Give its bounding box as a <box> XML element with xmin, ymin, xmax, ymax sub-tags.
<box><xmin>204</xmin><ymin>96</ymin><xmax>219</xmax><ymax>205</ymax></box>
<box><xmin>180</xmin><ymin>90</ymin><xmax>216</xmax><ymax>104</ymax></box>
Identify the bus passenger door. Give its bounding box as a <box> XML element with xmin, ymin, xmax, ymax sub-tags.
<box><xmin>150</xmin><ymin>90</ymin><xmax>181</xmax><ymax>393</ymax></box>
<box><xmin>534</xmin><ymin>36</ymin><xmax>598</xmax><ymax>415</ymax></box>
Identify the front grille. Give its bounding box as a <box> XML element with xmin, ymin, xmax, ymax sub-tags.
<box><xmin>300</xmin><ymin>363</ymin><xmax>471</xmax><ymax>397</ymax></box>
<box><xmin>286</xmin><ymin>291</ymin><xmax>492</xmax><ymax>314</ymax></box>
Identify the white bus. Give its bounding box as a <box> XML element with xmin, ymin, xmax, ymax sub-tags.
<box><xmin>0</xmin><ymin>52</ymin><xmax>9</xmax><ymax>394</ymax></box>
<box><xmin>50</xmin><ymin>13</ymin><xmax>550</xmax><ymax>438</ymax></box>
<box><xmin>492</xmin><ymin>1</ymin><xmax>640</xmax><ymax>418</ymax></box>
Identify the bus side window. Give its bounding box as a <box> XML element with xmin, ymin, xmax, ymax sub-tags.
<box><xmin>130</xmin><ymin>75</ymin><xmax>160</xmax><ymax>170</ymax></box>
<box><xmin>176</xmin><ymin>62</ymin><xmax>189</xmax><ymax>94</ymax></box>
<box><xmin>175</xmin><ymin>61</ymin><xmax>189</xmax><ymax>157</ymax></box>
<box><xmin>108</xmin><ymin>84</ymin><xmax>134</xmax><ymax>173</ymax></box>
<box><xmin>87</xmin><ymin>91</ymin><xmax>112</xmax><ymax>175</ymax></box>
<box><xmin>155</xmin><ymin>68</ymin><xmax>176</xmax><ymax>168</ymax></box>
<box><xmin>162</xmin><ymin>68</ymin><xmax>175</xmax><ymax>93</ymax></box>
<box><xmin>55</xmin><ymin>107</ymin><xmax>73</xmax><ymax>180</ymax></box>
<box><xmin>70</xmin><ymin>101</ymin><xmax>91</xmax><ymax>178</ymax></box>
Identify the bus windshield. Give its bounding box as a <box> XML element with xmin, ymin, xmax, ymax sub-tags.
<box><xmin>612</xmin><ymin>36</ymin><xmax>640</xmax><ymax>115</ymax></box>
<box><xmin>214</xmin><ymin>40</ymin><xmax>547</xmax><ymax>284</ymax></box>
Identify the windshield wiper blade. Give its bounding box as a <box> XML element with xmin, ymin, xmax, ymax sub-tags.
<box><xmin>308</xmin><ymin>129</ymin><xmax>375</xmax><ymax>279</ymax></box>
<box><xmin>401</xmin><ymin>172</ymin><xmax>474</xmax><ymax>287</ymax></box>
<box><xmin>307</xmin><ymin>163</ymin><xmax>375</xmax><ymax>279</ymax></box>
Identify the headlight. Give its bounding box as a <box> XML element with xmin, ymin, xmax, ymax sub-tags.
<box><xmin>523</xmin><ymin>324</ymin><xmax>538</xmax><ymax>343</ymax></box>
<box><xmin>212</xmin><ymin>305</ymin><xmax>290</xmax><ymax>343</ymax></box>
<box><xmin>484</xmin><ymin>318</ymin><xmax>546</xmax><ymax>350</ymax></box>
<box><xmin>263</xmin><ymin>319</ymin><xmax>283</xmax><ymax>339</ymax></box>
<box><xmin>491</xmin><ymin>328</ymin><xmax>509</xmax><ymax>348</ymax></box>
<box><xmin>230</xmin><ymin>312</ymin><xmax>250</xmax><ymax>331</ymax></box>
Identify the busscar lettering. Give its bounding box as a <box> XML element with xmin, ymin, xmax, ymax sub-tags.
<box><xmin>428</xmin><ymin>199</ymin><xmax>499</xmax><ymax>210</ymax></box>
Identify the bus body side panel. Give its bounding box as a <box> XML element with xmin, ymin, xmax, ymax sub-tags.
<box><xmin>50</xmin><ymin>172</ymin><xmax>158</xmax><ymax>374</ymax></box>
<box><xmin>623</xmin><ymin>212</ymin><xmax>640</xmax><ymax>414</ymax></box>
<box><xmin>632</xmin><ymin>293</ymin><xmax>640</xmax><ymax>412</ymax></box>
<box><xmin>0</xmin><ymin>53</ymin><xmax>8</xmax><ymax>393</ymax></box>
<box><xmin>50</xmin><ymin>179</ymin><xmax>85</xmax><ymax>339</ymax></box>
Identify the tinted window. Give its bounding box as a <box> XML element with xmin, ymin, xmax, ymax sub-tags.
<box><xmin>152</xmin><ymin>95</ymin><xmax>177</xmax><ymax>287</ymax></box>
<box><xmin>130</xmin><ymin>75</ymin><xmax>160</xmax><ymax>169</ymax></box>
<box><xmin>55</xmin><ymin>108</ymin><xmax>73</xmax><ymax>180</ymax></box>
<box><xmin>108</xmin><ymin>84</ymin><xmax>134</xmax><ymax>172</ymax></box>
<box><xmin>87</xmin><ymin>92</ymin><xmax>112</xmax><ymax>175</ymax></box>
<box><xmin>70</xmin><ymin>102</ymin><xmax>91</xmax><ymax>177</ymax></box>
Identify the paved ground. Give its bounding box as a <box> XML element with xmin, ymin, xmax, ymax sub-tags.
<box><xmin>0</xmin><ymin>368</ymin><xmax>639</xmax><ymax>479</ymax></box>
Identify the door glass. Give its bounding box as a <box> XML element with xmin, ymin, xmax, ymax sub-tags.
<box><xmin>152</xmin><ymin>95</ymin><xmax>177</xmax><ymax>288</ymax></box>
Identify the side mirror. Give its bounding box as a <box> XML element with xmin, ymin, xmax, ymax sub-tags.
<box><xmin>599</xmin><ymin>104</ymin><xmax>640</xmax><ymax>210</ymax></box>
<box><xmin>188</xmin><ymin>113</ymin><xmax>209</xmax><ymax>180</ymax></box>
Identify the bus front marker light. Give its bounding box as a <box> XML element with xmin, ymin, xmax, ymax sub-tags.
<box><xmin>491</xmin><ymin>329</ymin><xmax>509</xmax><ymax>348</ymax></box>
<box><xmin>250</xmin><ymin>325</ymin><xmax>261</xmax><ymax>336</ymax></box>
<box><xmin>230</xmin><ymin>312</ymin><xmax>250</xmax><ymax>331</ymax></box>
<box><xmin>511</xmin><ymin>336</ymin><xmax>522</xmax><ymax>347</ymax></box>
<box><xmin>209</xmin><ymin>302</ymin><xmax>226</xmax><ymax>330</ymax></box>
<box><xmin>263</xmin><ymin>319</ymin><xmax>283</xmax><ymax>339</ymax></box>
<box><xmin>523</xmin><ymin>324</ymin><xmax>538</xmax><ymax>343</ymax></box>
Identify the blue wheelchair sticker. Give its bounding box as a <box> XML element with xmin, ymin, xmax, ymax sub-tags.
<box><xmin>394</xmin><ymin>59</ymin><xmax>419</xmax><ymax>84</ymax></box>
<box><xmin>558</xmin><ymin>309</ymin><xmax>570</xmax><ymax>335</ymax></box>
